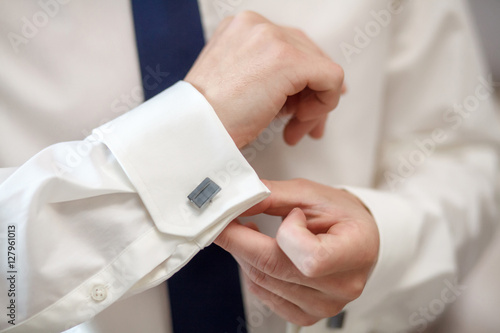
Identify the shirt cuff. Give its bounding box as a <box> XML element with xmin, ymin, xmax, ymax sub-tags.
<box><xmin>95</xmin><ymin>81</ymin><xmax>270</xmax><ymax>239</ymax></box>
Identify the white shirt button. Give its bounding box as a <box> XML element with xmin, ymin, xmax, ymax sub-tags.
<box><xmin>91</xmin><ymin>285</ymin><xmax>107</xmax><ymax>302</ymax></box>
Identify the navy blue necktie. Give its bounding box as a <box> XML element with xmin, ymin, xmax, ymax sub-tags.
<box><xmin>130</xmin><ymin>1</ymin><xmax>248</xmax><ymax>332</ymax></box>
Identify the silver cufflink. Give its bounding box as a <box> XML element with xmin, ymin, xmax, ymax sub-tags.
<box><xmin>188</xmin><ymin>177</ymin><xmax>221</xmax><ymax>209</ymax></box>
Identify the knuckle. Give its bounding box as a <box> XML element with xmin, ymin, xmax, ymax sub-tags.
<box><xmin>338</xmin><ymin>65</ymin><xmax>345</xmax><ymax>83</ymax></box>
<box><xmin>245</xmin><ymin>279</ymin><xmax>261</xmax><ymax>296</ymax></box>
<box><xmin>236</xmin><ymin>10</ymin><xmax>263</xmax><ymax>24</ymax></box>
<box><xmin>220</xmin><ymin>15</ymin><xmax>234</xmax><ymax>27</ymax></box>
<box><xmin>272</xmin><ymin>41</ymin><xmax>300</xmax><ymax>62</ymax></box>
<box><xmin>299</xmin><ymin>259</ymin><xmax>323</xmax><ymax>278</ymax></box>
<box><xmin>253</xmin><ymin>22</ymin><xmax>279</xmax><ymax>37</ymax></box>
<box><xmin>313</xmin><ymin>301</ymin><xmax>343</xmax><ymax>318</ymax></box>
<box><xmin>295</xmin><ymin>314</ymin><xmax>320</xmax><ymax>327</ymax></box>
<box><xmin>256</xmin><ymin>251</ymin><xmax>281</xmax><ymax>276</ymax></box>
<box><xmin>295</xmin><ymin>248</ymin><xmax>327</xmax><ymax>278</ymax></box>
<box><xmin>251</xmin><ymin>24</ymin><xmax>294</xmax><ymax>54</ymax></box>
<box><xmin>334</xmin><ymin>62</ymin><xmax>345</xmax><ymax>79</ymax></box>
<box><xmin>329</xmin><ymin>62</ymin><xmax>345</xmax><ymax>87</ymax></box>
<box><xmin>345</xmin><ymin>276</ymin><xmax>366</xmax><ymax>300</ymax></box>
<box><xmin>290</xmin><ymin>27</ymin><xmax>307</xmax><ymax>37</ymax></box>
<box><xmin>253</xmin><ymin>25</ymin><xmax>288</xmax><ymax>51</ymax></box>
<box><xmin>247</xmin><ymin>265</ymin><xmax>267</xmax><ymax>286</ymax></box>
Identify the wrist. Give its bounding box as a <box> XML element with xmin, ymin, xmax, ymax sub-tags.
<box><xmin>182</xmin><ymin>79</ymin><xmax>247</xmax><ymax>148</ymax></box>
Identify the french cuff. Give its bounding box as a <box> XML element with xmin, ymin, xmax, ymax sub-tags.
<box><xmin>95</xmin><ymin>81</ymin><xmax>270</xmax><ymax>239</ymax></box>
<box><xmin>340</xmin><ymin>186</ymin><xmax>420</xmax><ymax>311</ymax></box>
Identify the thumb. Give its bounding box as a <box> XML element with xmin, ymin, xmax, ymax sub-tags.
<box><xmin>276</xmin><ymin>208</ymin><xmax>327</xmax><ymax>277</ymax></box>
<box><xmin>278</xmin><ymin>208</ymin><xmax>371</xmax><ymax>277</ymax></box>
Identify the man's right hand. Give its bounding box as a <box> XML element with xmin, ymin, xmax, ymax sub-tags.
<box><xmin>185</xmin><ymin>11</ymin><xmax>344</xmax><ymax>148</ymax></box>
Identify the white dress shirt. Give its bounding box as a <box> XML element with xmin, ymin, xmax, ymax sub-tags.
<box><xmin>0</xmin><ymin>0</ymin><xmax>499</xmax><ymax>333</ymax></box>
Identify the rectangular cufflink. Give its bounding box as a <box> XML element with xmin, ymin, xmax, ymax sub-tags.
<box><xmin>188</xmin><ymin>177</ymin><xmax>221</xmax><ymax>209</ymax></box>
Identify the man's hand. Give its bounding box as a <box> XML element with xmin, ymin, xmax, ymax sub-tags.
<box><xmin>185</xmin><ymin>12</ymin><xmax>344</xmax><ymax>148</ymax></box>
<box><xmin>215</xmin><ymin>179</ymin><xmax>379</xmax><ymax>326</ymax></box>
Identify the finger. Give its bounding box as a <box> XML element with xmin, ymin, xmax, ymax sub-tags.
<box><xmin>237</xmin><ymin>257</ymin><xmax>344</xmax><ymax>319</ymax></box>
<box><xmin>283</xmin><ymin>117</ymin><xmax>322</xmax><ymax>146</ymax></box>
<box><xmin>280</xmin><ymin>93</ymin><xmax>299</xmax><ymax>117</ymax></box>
<box><xmin>292</xmin><ymin>61</ymin><xmax>344</xmax><ymax>122</ymax></box>
<box><xmin>215</xmin><ymin>222</ymin><xmax>336</xmax><ymax>284</ymax></box>
<box><xmin>295</xmin><ymin>87</ymin><xmax>341</xmax><ymax>122</ymax></box>
<box><xmin>276</xmin><ymin>208</ymin><xmax>331</xmax><ymax>277</ymax></box>
<box><xmin>229</xmin><ymin>231</ymin><xmax>364</xmax><ymax>299</ymax></box>
<box><xmin>282</xmin><ymin>27</ymin><xmax>329</xmax><ymax>59</ymax></box>
<box><xmin>341</xmin><ymin>84</ymin><xmax>347</xmax><ymax>94</ymax></box>
<box><xmin>215</xmin><ymin>221</ymin><xmax>288</xmax><ymax>274</ymax></box>
<box><xmin>280</xmin><ymin>27</ymin><xmax>344</xmax><ymax>123</ymax></box>
<box><xmin>240</xmin><ymin>273</ymin><xmax>322</xmax><ymax>327</ymax></box>
<box><xmin>219</xmin><ymin>211</ymin><xmax>338</xmax><ymax>279</ymax></box>
<box><xmin>243</xmin><ymin>180</ymin><xmax>354</xmax><ymax>233</ymax></box>
<box><xmin>215</xmin><ymin>221</ymin><xmax>268</xmax><ymax>252</ymax></box>
<box><xmin>243</xmin><ymin>221</ymin><xmax>260</xmax><ymax>232</ymax></box>
<box><xmin>231</xmin><ymin>10</ymin><xmax>271</xmax><ymax>27</ymax></box>
<box><xmin>278</xmin><ymin>208</ymin><xmax>371</xmax><ymax>276</ymax></box>
<box><xmin>241</xmin><ymin>179</ymin><xmax>316</xmax><ymax>217</ymax></box>
<box><xmin>237</xmin><ymin>252</ymin><xmax>368</xmax><ymax>303</ymax></box>
<box><xmin>308</xmin><ymin>115</ymin><xmax>327</xmax><ymax>139</ymax></box>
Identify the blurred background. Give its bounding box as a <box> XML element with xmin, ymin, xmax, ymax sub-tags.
<box><xmin>431</xmin><ymin>1</ymin><xmax>500</xmax><ymax>332</ymax></box>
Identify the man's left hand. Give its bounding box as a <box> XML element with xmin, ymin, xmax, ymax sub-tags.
<box><xmin>215</xmin><ymin>179</ymin><xmax>380</xmax><ymax>326</ymax></box>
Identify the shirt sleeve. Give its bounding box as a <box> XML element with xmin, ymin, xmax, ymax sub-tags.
<box><xmin>0</xmin><ymin>81</ymin><xmax>270</xmax><ymax>333</ymax></box>
<box><xmin>340</xmin><ymin>0</ymin><xmax>500</xmax><ymax>331</ymax></box>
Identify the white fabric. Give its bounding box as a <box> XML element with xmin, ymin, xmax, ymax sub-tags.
<box><xmin>0</xmin><ymin>0</ymin><xmax>499</xmax><ymax>332</ymax></box>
